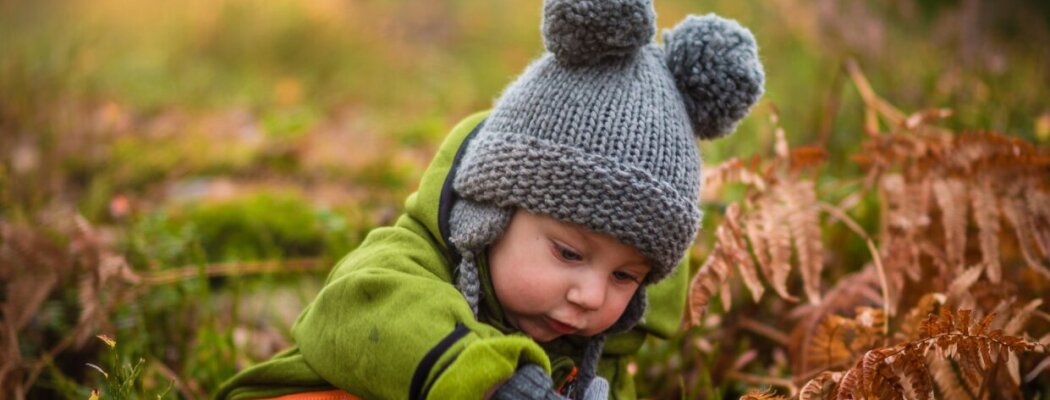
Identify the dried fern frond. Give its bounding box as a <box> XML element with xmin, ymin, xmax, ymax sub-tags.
<box><xmin>798</xmin><ymin>307</ymin><xmax>1045</xmax><ymax>400</ymax></box>
<box><xmin>1001</xmin><ymin>192</ymin><xmax>1050</xmax><ymax>280</ymax></box>
<box><xmin>804</xmin><ymin>315</ymin><xmax>855</xmax><ymax>372</ymax></box>
<box><xmin>69</xmin><ymin>215</ymin><xmax>141</xmax><ymax>348</ymax></box>
<box><xmin>0</xmin><ymin>223</ymin><xmax>67</xmax><ymax>332</ymax></box>
<box><xmin>789</xmin><ymin>267</ymin><xmax>884</xmax><ymax>379</ymax></box>
<box><xmin>932</xmin><ymin>178</ymin><xmax>967</xmax><ymax>274</ymax></box>
<box><xmin>797</xmin><ymin>371</ymin><xmax>840</xmax><ymax>400</ymax></box>
<box><xmin>879</xmin><ymin>174</ymin><xmax>930</xmax><ymax>308</ymax></box>
<box><xmin>1025</xmin><ymin>189</ymin><xmax>1050</xmax><ymax>260</ymax></box>
<box><xmin>754</xmin><ymin>193</ymin><xmax>797</xmax><ymax>302</ymax></box>
<box><xmin>797</xmin><ymin>308</ymin><xmax>886</xmax><ymax>379</ymax></box>
<box><xmin>740</xmin><ymin>388</ymin><xmax>790</xmax><ymax>400</ymax></box>
<box><xmin>782</xmin><ymin>180</ymin><xmax>824</xmax><ymax>304</ymax></box>
<box><xmin>693</xmin><ymin>114</ymin><xmax>827</xmax><ymax>324</ymax></box>
<box><xmin>1003</xmin><ymin>299</ymin><xmax>1043</xmax><ymax>336</ymax></box>
<box><xmin>704</xmin><ymin>157</ymin><xmax>767</xmax><ymax>195</ymax></box>
<box><xmin>691</xmin><ymin>137</ymin><xmax>831</xmax><ymax>324</ymax></box>
<box><xmin>689</xmin><ymin>204</ymin><xmax>744</xmax><ymax>325</ymax></box>
<box><xmin>929</xmin><ymin>354</ymin><xmax>970</xmax><ymax>399</ymax></box>
<box><xmin>971</xmin><ymin>176</ymin><xmax>1002</xmax><ymax>283</ymax></box>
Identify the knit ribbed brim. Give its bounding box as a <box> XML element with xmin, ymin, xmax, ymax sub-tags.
<box><xmin>455</xmin><ymin>131</ymin><xmax>699</xmax><ymax>282</ymax></box>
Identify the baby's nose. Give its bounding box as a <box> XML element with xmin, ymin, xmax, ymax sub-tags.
<box><xmin>567</xmin><ymin>273</ymin><xmax>606</xmax><ymax>311</ymax></box>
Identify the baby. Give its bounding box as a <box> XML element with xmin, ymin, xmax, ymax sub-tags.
<box><xmin>216</xmin><ymin>0</ymin><xmax>763</xmax><ymax>399</ymax></box>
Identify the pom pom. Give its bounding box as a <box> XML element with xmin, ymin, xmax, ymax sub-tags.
<box><xmin>664</xmin><ymin>14</ymin><xmax>765</xmax><ymax>140</ymax></box>
<box><xmin>542</xmin><ymin>0</ymin><xmax>655</xmax><ymax>66</ymax></box>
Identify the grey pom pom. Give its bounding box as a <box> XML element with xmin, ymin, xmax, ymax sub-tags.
<box><xmin>664</xmin><ymin>14</ymin><xmax>765</xmax><ymax>140</ymax></box>
<box><xmin>542</xmin><ymin>0</ymin><xmax>655</xmax><ymax>66</ymax></box>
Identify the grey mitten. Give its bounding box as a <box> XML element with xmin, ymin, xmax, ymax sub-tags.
<box><xmin>582</xmin><ymin>376</ymin><xmax>609</xmax><ymax>400</ymax></box>
<box><xmin>492</xmin><ymin>364</ymin><xmax>565</xmax><ymax>400</ymax></box>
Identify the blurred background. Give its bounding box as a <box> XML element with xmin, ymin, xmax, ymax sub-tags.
<box><xmin>2</xmin><ymin>0</ymin><xmax>1049</xmax><ymax>398</ymax></box>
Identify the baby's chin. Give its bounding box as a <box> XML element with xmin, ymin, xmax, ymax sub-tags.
<box><xmin>520</xmin><ymin>325</ymin><xmax>561</xmax><ymax>343</ymax></box>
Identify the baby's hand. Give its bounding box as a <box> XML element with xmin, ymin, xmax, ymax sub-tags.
<box><xmin>581</xmin><ymin>376</ymin><xmax>609</xmax><ymax>400</ymax></box>
<box><xmin>489</xmin><ymin>364</ymin><xmax>610</xmax><ymax>400</ymax></box>
<box><xmin>490</xmin><ymin>364</ymin><xmax>565</xmax><ymax>400</ymax></box>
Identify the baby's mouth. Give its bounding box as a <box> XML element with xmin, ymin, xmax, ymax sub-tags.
<box><xmin>544</xmin><ymin>316</ymin><xmax>579</xmax><ymax>335</ymax></box>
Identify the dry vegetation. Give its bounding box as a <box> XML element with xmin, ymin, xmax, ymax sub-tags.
<box><xmin>687</xmin><ymin>61</ymin><xmax>1050</xmax><ymax>399</ymax></box>
<box><xmin>3</xmin><ymin>0</ymin><xmax>1050</xmax><ymax>398</ymax></box>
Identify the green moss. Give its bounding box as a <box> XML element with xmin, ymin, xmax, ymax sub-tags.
<box><xmin>167</xmin><ymin>191</ymin><xmax>326</xmax><ymax>261</ymax></box>
<box><xmin>120</xmin><ymin>190</ymin><xmax>359</xmax><ymax>267</ymax></box>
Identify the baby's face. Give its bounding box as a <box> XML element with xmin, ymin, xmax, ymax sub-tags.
<box><xmin>487</xmin><ymin>209</ymin><xmax>651</xmax><ymax>342</ymax></box>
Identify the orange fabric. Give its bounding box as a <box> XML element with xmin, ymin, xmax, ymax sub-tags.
<box><xmin>260</xmin><ymin>390</ymin><xmax>361</xmax><ymax>400</ymax></box>
<box><xmin>555</xmin><ymin>366</ymin><xmax>579</xmax><ymax>395</ymax></box>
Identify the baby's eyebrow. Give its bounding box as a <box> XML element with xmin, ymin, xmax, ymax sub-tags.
<box><xmin>554</xmin><ymin>220</ymin><xmax>592</xmax><ymax>246</ymax></box>
<box><xmin>622</xmin><ymin>258</ymin><xmax>651</xmax><ymax>270</ymax></box>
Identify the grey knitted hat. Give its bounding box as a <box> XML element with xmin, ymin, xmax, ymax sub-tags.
<box><xmin>448</xmin><ymin>0</ymin><xmax>763</xmax><ymax>395</ymax></box>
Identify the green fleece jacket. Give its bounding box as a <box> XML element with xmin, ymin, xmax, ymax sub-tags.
<box><xmin>214</xmin><ymin>112</ymin><xmax>688</xmax><ymax>400</ymax></box>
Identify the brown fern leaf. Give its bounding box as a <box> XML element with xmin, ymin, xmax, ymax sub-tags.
<box><xmin>929</xmin><ymin>354</ymin><xmax>971</xmax><ymax>399</ymax></box>
<box><xmin>1026</xmin><ymin>189</ymin><xmax>1050</xmax><ymax>260</ymax></box>
<box><xmin>925</xmin><ymin>307</ymin><xmax>1040</xmax><ymax>397</ymax></box>
<box><xmin>879</xmin><ymin>175</ymin><xmax>930</xmax><ymax>315</ymax></box>
<box><xmin>0</xmin><ymin>223</ymin><xmax>69</xmax><ymax>397</ymax></box>
<box><xmin>972</xmin><ymin>312</ymin><xmax>996</xmax><ymax>337</ymax></box>
<box><xmin>716</xmin><ymin>206</ymin><xmax>766</xmax><ymax>304</ymax></box>
<box><xmin>798</xmin><ymin>371</ymin><xmax>841</xmax><ymax>400</ymax></box>
<box><xmin>971</xmin><ymin>176</ymin><xmax>1002</xmax><ymax>283</ymax></box>
<box><xmin>862</xmin><ymin>349</ymin><xmax>906</xmax><ymax>400</ymax></box>
<box><xmin>703</xmin><ymin>157</ymin><xmax>745</xmax><ymax>195</ymax></box>
<box><xmin>1026</xmin><ymin>355</ymin><xmax>1050</xmax><ymax>384</ymax></box>
<box><xmin>900</xmin><ymin>176</ymin><xmax>930</xmax><ymax>282</ymax></box>
<box><xmin>893</xmin><ymin>343</ymin><xmax>934</xmax><ymax>400</ymax></box>
<box><xmin>801</xmin><ymin>307</ymin><xmax>886</xmax><ymax>381</ymax></box>
<box><xmin>688</xmin><ymin>243</ymin><xmax>732</xmax><ymax>327</ymax></box>
<box><xmin>806</xmin><ymin>315</ymin><xmax>855</xmax><ymax>371</ymax></box>
<box><xmin>954</xmin><ymin>336</ymin><xmax>983</xmax><ymax>390</ymax></box>
<box><xmin>816</xmin><ymin>306</ymin><xmax>1047</xmax><ymax>400</ymax></box>
<box><xmin>1003</xmin><ymin>351</ymin><xmax>1025</xmax><ymax>395</ymax></box>
<box><xmin>744</xmin><ymin>210</ymin><xmax>773</xmax><ymax>299</ymax></box>
<box><xmin>898</xmin><ymin>294</ymin><xmax>941</xmax><ymax>341</ymax></box>
<box><xmin>69</xmin><ymin>216</ymin><xmax>142</xmax><ymax>348</ymax></box>
<box><xmin>789</xmin><ymin>146</ymin><xmax>827</xmax><ymax>172</ymax></box>
<box><xmin>789</xmin><ymin>267</ymin><xmax>884</xmax><ymax>377</ymax></box>
<box><xmin>932</xmin><ymin>178</ymin><xmax>968</xmax><ymax>274</ymax></box>
<box><xmin>1001</xmin><ymin>193</ymin><xmax>1050</xmax><ymax>280</ymax></box>
<box><xmin>689</xmin><ymin>204</ymin><xmax>747</xmax><ymax>325</ymax></box>
<box><xmin>739</xmin><ymin>388</ymin><xmax>789</xmax><ymax>400</ymax></box>
<box><xmin>703</xmin><ymin>157</ymin><xmax>769</xmax><ymax>195</ymax></box>
<box><xmin>735</xmin><ymin>238</ymin><xmax>766</xmax><ymax>304</ymax></box>
<box><xmin>754</xmin><ymin>193</ymin><xmax>797</xmax><ymax>302</ymax></box>
<box><xmin>832</xmin><ymin>362</ymin><xmax>864</xmax><ymax>400</ymax></box>
<box><xmin>0</xmin><ymin>223</ymin><xmax>66</xmax><ymax>332</ymax></box>
<box><xmin>945</xmin><ymin>266</ymin><xmax>982</xmax><ymax>311</ymax></box>
<box><xmin>1003</xmin><ymin>299</ymin><xmax>1042</xmax><ymax>336</ymax></box>
<box><xmin>919</xmin><ymin>311</ymin><xmax>941</xmax><ymax>339</ymax></box>
<box><xmin>782</xmin><ymin>179</ymin><xmax>824</xmax><ymax>305</ymax></box>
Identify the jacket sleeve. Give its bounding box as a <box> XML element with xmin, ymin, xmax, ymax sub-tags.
<box><xmin>292</xmin><ymin>220</ymin><xmax>550</xmax><ymax>400</ymax></box>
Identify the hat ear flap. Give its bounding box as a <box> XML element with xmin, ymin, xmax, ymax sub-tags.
<box><xmin>664</xmin><ymin>14</ymin><xmax>765</xmax><ymax>140</ymax></box>
<box><xmin>449</xmin><ymin>200</ymin><xmax>513</xmax><ymax>317</ymax></box>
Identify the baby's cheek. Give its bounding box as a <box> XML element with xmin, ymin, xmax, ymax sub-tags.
<box><xmin>598</xmin><ymin>291</ymin><xmax>635</xmax><ymax>329</ymax></box>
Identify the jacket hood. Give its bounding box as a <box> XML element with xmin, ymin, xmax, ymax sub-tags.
<box><xmin>403</xmin><ymin>111</ymin><xmax>490</xmax><ymax>263</ymax></box>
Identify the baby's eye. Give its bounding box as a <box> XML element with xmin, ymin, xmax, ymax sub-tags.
<box><xmin>560</xmin><ymin>247</ymin><xmax>582</xmax><ymax>261</ymax></box>
<box><xmin>612</xmin><ymin>271</ymin><xmax>640</xmax><ymax>283</ymax></box>
<box><xmin>554</xmin><ymin>243</ymin><xmax>583</xmax><ymax>262</ymax></box>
